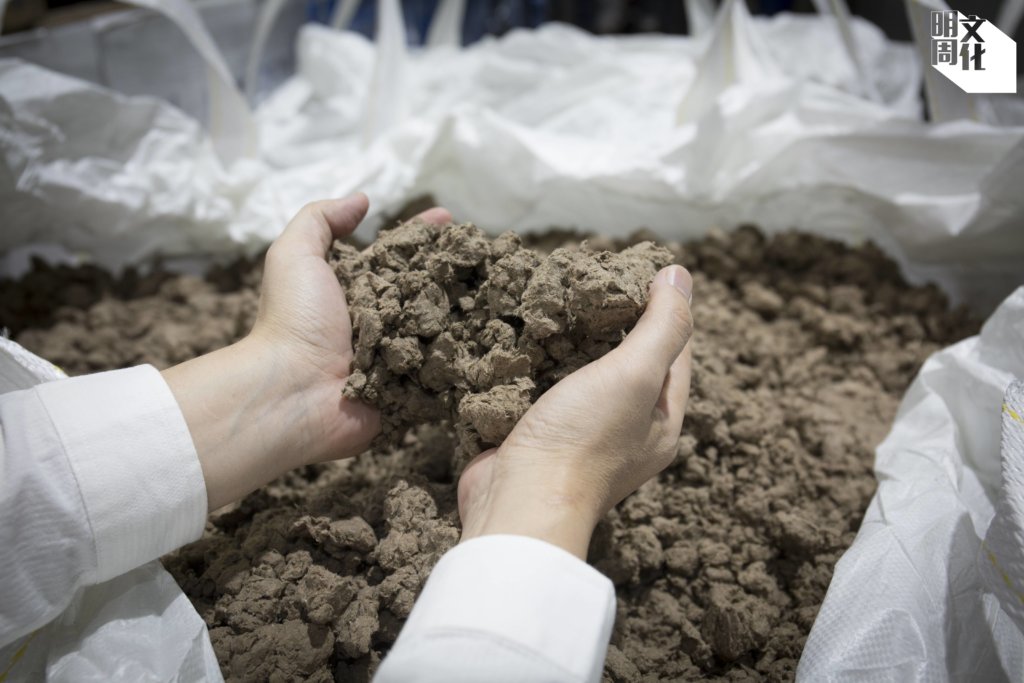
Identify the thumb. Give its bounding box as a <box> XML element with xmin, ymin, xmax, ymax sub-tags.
<box><xmin>616</xmin><ymin>265</ymin><xmax>694</xmax><ymax>376</ymax></box>
<box><xmin>271</xmin><ymin>193</ymin><xmax>370</xmax><ymax>261</ymax></box>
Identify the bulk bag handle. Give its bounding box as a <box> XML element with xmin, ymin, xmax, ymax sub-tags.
<box><xmin>248</xmin><ymin>0</ymin><xmax>408</xmax><ymax>144</ymax></box>
<box><xmin>106</xmin><ymin>0</ymin><xmax>256</xmax><ymax>164</ymax></box>
<box><xmin>245</xmin><ymin>0</ymin><xmax>289</xmax><ymax>104</ymax></box>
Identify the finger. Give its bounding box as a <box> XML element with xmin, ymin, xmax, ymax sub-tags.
<box><xmin>458</xmin><ymin>447</ymin><xmax>497</xmax><ymax>520</ymax></box>
<box><xmin>273</xmin><ymin>193</ymin><xmax>371</xmax><ymax>260</ymax></box>
<box><xmin>616</xmin><ymin>265</ymin><xmax>694</xmax><ymax>377</ymax></box>
<box><xmin>415</xmin><ymin>207</ymin><xmax>452</xmax><ymax>225</ymax></box>
<box><xmin>332</xmin><ymin>394</ymin><xmax>382</xmax><ymax>458</ymax></box>
<box><xmin>656</xmin><ymin>339</ymin><xmax>693</xmax><ymax>425</ymax></box>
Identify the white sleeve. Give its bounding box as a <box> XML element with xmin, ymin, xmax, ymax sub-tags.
<box><xmin>375</xmin><ymin>535</ymin><xmax>616</xmax><ymax>683</ymax></box>
<box><xmin>0</xmin><ymin>365</ymin><xmax>208</xmax><ymax>648</ymax></box>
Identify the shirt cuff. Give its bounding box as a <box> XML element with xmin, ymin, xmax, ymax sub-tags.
<box><xmin>396</xmin><ymin>534</ymin><xmax>616</xmax><ymax>682</ymax></box>
<box><xmin>35</xmin><ymin>365</ymin><xmax>207</xmax><ymax>584</ymax></box>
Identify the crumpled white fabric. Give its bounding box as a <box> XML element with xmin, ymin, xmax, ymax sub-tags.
<box><xmin>799</xmin><ymin>288</ymin><xmax>1024</xmax><ymax>682</ymax></box>
<box><xmin>0</xmin><ymin>338</ymin><xmax>222</xmax><ymax>683</ymax></box>
<box><xmin>3</xmin><ymin>1</ymin><xmax>1020</xmax><ymax>312</ymax></box>
<box><xmin>20</xmin><ymin>562</ymin><xmax>222</xmax><ymax>683</ymax></box>
<box><xmin>0</xmin><ymin>59</ymin><xmax>264</xmax><ymax>269</ymax></box>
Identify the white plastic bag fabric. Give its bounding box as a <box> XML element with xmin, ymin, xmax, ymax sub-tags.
<box><xmin>0</xmin><ymin>338</ymin><xmax>222</xmax><ymax>682</ymax></box>
<box><xmin>3</xmin><ymin>0</ymin><xmax>1020</xmax><ymax>311</ymax></box>
<box><xmin>982</xmin><ymin>380</ymin><xmax>1024</xmax><ymax>640</ymax></box>
<box><xmin>0</xmin><ymin>0</ymin><xmax>929</xmax><ymax>272</ymax></box>
<box><xmin>0</xmin><ymin>58</ymin><xmax>265</xmax><ymax>273</ymax></box>
<box><xmin>799</xmin><ymin>288</ymin><xmax>1024</xmax><ymax>681</ymax></box>
<box><xmin>117</xmin><ymin>0</ymin><xmax>256</xmax><ymax>164</ymax></box>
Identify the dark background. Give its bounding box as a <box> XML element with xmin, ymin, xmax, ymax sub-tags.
<box><xmin>8</xmin><ymin>0</ymin><xmax>1021</xmax><ymax>41</ymax></box>
<box><xmin>2</xmin><ymin>0</ymin><xmax>1021</xmax><ymax>76</ymax></box>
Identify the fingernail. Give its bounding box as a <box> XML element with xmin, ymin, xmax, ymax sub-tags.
<box><xmin>657</xmin><ymin>265</ymin><xmax>693</xmax><ymax>304</ymax></box>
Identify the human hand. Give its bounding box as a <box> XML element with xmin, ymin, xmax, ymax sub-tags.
<box><xmin>163</xmin><ymin>195</ymin><xmax>451</xmax><ymax>510</ymax></box>
<box><xmin>249</xmin><ymin>195</ymin><xmax>451</xmax><ymax>464</ymax></box>
<box><xmin>457</xmin><ymin>265</ymin><xmax>694</xmax><ymax>558</ymax></box>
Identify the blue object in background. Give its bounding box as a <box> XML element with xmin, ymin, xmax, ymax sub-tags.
<box><xmin>399</xmin><ymin>0</ymin><xmax>442</xmax><ymax>43</ymax></box>
<box><xmin>313</xmin><ymin>0</ymin><xmax>549</xmax><ymax>46</ymax></box>
<box><xmin>757</xmin><ymin>0</ymin><xmax>793</xmax><ymax>15</ymax></box>
<box><xmin>314</xmin><ymin>0</ymin><xmax>446</xmax><ymax>44</ymax></box>
<box><xmin>305</xmin><ymin>0</ymin><xmax>330</xmax><ymax>23</ymax></box>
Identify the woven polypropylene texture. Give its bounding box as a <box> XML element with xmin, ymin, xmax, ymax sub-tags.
<box><xmin>981</xmin><ymin>380</ymin><xmax>1024</xmax><ymax>634</ymax></box>
<box><xmin>798</xmin><ymin>288</ymin><xmax>1024</xmax><ymax>682</ymax></box>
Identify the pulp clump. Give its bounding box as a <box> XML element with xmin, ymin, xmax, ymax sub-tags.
<box><xmin>331</xmin><ymin>220</ymin><xmax>674</xmax><ymax>460</ymax></box>
<box><xmin>9</xmin><ymin>224</ymin><xmax>979</xmax><ymax>682</ymax></box>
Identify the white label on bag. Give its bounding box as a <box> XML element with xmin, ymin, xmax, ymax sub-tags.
<box><xmin>930</xmin><ymin>10</ymin><xmax>1017</xmax><ymax>94</ymax></box>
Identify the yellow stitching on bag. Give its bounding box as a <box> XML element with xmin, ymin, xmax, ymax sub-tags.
<box><xmin>983</xmin><ymin>542</ymin><xmax>1024</xmax><ymax>605</ymax></box>
<box><xmin>0</xmin><ymin>631</ymin><xmax>38</xmax><ymax>682</ymax></box>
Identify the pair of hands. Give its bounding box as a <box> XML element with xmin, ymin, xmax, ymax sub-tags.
<box><xmin>163</xmin><ymin>195</ymin><xmax>694</xmax><ymax>559</ymax></box>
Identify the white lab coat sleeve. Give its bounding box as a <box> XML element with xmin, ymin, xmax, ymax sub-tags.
<box><xmin>0</xmin><ymin>365</ymin><xmax>207</xmax><ymax>648</ymax></box>
<box><xmin>375</xmin><ymin>534</ymin><xmax>617</xmax><ymax>683</ymax></box>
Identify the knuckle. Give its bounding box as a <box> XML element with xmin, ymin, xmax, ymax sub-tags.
<box><xmin>298</xmin><ymin>201</ymin><xmax>323</xmax><ymax>221</ymax></box>
<box><xmin>650</xmin><ymin>433</ymin><xmax>680</xmax><ymax>470</ymax></box>
<box><xmin>290</xmin><ymin>202</ymin><xmax>328</xmax><ymax>235</ymax></box>
<box><xmin>265</xmin><ymin>239</ymin><xmax>288</xmax><ymax>268</ymax></box>
<box><xmin>665</xmin><ymin>302</ymin><xmax>694</xmax><ymax>345</ymax></box>
<box><xmin>264</xmin><ymin>240</ymin><xmax>282</xmax><ymax>264</ymax></box>
<box><xmin>656</xmin><ymin>445</ymin><xmax>678</xmax><ymax>472</ymax></box>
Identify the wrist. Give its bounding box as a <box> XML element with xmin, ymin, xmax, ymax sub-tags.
<box><xmin>236</xmin><ymin>335</ymin><xmax>323</xmax><ymax>463</ymax></box>
<box><xmin>244</xmin><ymin>327</ymin><xmax>377</xmax><ymax>466</ymax></box>
<box><xmin>162</xmin><ymin>336</ymin><xmax>326</xmax><ymax>509</ymax></box>
<box><xmin>234</xmin><ymin>334</ymin><xmax>338</xmax><ymax>466</ymax></box>
<box><xmin>461</xmin><ymin>487</ymin><xmax>599</xmax><ymax>560</ymax></box>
